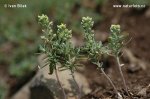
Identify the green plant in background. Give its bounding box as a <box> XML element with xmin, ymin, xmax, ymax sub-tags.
<box><xmin>0</xmin><ymin>87</ymin><xmax>5</xmax><ymax>99</ymax></box>
<box><xmin>0</xmin><ymin>83</ymin><xmax>6</xmax><ymax>99</ymax></box>
<box><xmin>9</xmin><ymin>58</ymin><xmax>36</xmax><ymax>78</ymax></box>
<box><xmin>81</xmin><ymin>17</ymin><xmax>123</xmax><ymax>99</ymax></box>
<box><xmin>0</xmin><ymin>0</ymin><xmax>50</xmax><ymax>78</ymax></box>
<box><xmin>38</xmin><ymin>14</ymin><xmax>82</xmax><ymax>99</ymax></box>
<box><xmin>49</xmin><ymin>0</ymin><xmax>104</xmax><ymax>34</ymax></box>
<box><xmin>123</xmin><ymin>0</ymin><xmax>150</xmax><ymax>5</ymax></box>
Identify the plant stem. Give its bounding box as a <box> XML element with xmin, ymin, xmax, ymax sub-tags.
<box><xmin>116</xmin><ymin>56</ymin><xmax>129</xmax><ymax>96</ymax></box>
<box><xmin>70</xmin><ymin>70</ymin><xmax>81</xmax><ymax>99</ymax></box>
<box><xmin>100</xmin><ymin>68</ymin><xmax>123</xmax><ymax>99</ymax></box>
<box><xmin>55</xmin><ymin>69</ymin><xmax>67</xmax><ymax>99</ymax></box>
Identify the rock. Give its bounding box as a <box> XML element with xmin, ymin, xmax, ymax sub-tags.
<box><xmin>11</xmin><ymin>65</ymin><xmax>91</xmax><ymax>99</ymax></box>
<box><xmin>30</xmin><ymin>83</ymin><xmax>54</xmax><ymax>99</ymax></box>
<box><xmin>41</xmin><ymin>65</ymin><xmax>91</xmax><ymax>99</ymax></box>
<box><xmin>145</xmin><ymin>8</ymin><xmax>150</xmax><ymax>18</ymax></box>
<box><xmin>138</xmin><ymin>84</ymin><xmax>150</xmax><ymax>97</ymax></box>
<box><xmin>123</xmin><ymin>48</ymin><xmax>147</xmax><ymax>71</ymax></box>
<box><xmin>11</xmin><ymin>84</ymin><xmax>30</xmax><ymax>99</ymax></box>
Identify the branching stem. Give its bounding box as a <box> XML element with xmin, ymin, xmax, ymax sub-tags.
<box><xmin>116</xmin><ymin>56</ymin><xmax>127</xmax><ymax>91</ymax></box>
<box><xmin>100</xmin><ymin>68</ymin><xmax>122</xmax><ymax>99</ymax></box>
<box><xmin>55</xmin><ymin>69</ymin><xmax>67</xmax><ymax>99</ymax></box>
<box><xmin>96</xmin><ymin>62</ymin><xmax>122</xmax><ymax>98</ymax></box>
<box><xmin>116</xmin><ymin>56</ymin><xmax>130</xmax><ymax>97</ymax></box>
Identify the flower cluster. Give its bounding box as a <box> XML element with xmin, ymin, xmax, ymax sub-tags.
<box><xmin>108</xmin><ymin>25</ymin><xmax>126</xmax><ymax>56</ymax></box>
<box><xmin>81</xmin><ymin>17</ymin><xmax>108</xmax><ymax>64</ymax></box>
<box><xmin>38</xmin><ymin>15</ymin><xmax>79</xmax><ymax>74</ymax></box>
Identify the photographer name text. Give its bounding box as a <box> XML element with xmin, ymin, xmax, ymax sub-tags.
<box><xmin>4</xmin><ymin>4</ymin><xmax>27</xmax><ymax>8</ymax></box>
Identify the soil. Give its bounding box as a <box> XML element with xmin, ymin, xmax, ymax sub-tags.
<box><xmin>7</xmin><ymin>70</ymin><xmax>36</xmax><ymax>97</ymax></box>
<box><xmin>81</xmin><ymin>1</ymin><xmax>150</xmax><ymax>99</ymax></box>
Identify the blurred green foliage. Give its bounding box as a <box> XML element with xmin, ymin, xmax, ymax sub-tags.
<box><xmin>9</xmin><ymin>58</ymin><xmax>36</xmax><ymax>77</ymax></box>
<box><xmin>123</xmin><ymin>0</ymin><xmax>150</xmax><ymax>5</ymax></box>
<box><xmin>49</xmin><ymin>0</ymin><xmax>105</xmax><ymax>33</ymax></box>
<box><xmin>0</xmin><ymin>0</ymin><xmax>105</xmax><ymax>77</ymax></box>
<box><xmin>0</xmin><ymin>84</ymin><xmax>6</xmax><ymax>99</ymax></box>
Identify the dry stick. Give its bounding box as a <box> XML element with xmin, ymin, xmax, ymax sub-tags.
<box><xmin>100</xmin><ymin>68</ymin><xmax>123</xmax><ymax>99</ymax></box>
<box><xmin>116</xmin><ymin>56</ymin><xmax>132</xmax><ymax>98</ymax></box>
<box><xmin>70</xmin><ymin>70</ymin><xmax>81</xmax><ymax>99</ymax></box>
<box><xmin>55</xmin><ymin>69</ymin><xmax>67</xmax><ymax>99</ymax></box>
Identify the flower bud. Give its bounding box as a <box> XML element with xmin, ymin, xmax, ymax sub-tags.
<box><xmin>110</xmin><ymin>25</ymin><xmax>121</xmax><ymax>34</ymax></box>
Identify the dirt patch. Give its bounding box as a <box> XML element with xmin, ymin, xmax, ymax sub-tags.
<box><xmin>82</xmin><ymin>1</ymin><xmax>150</xmax><ymax>99</ymax></box>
